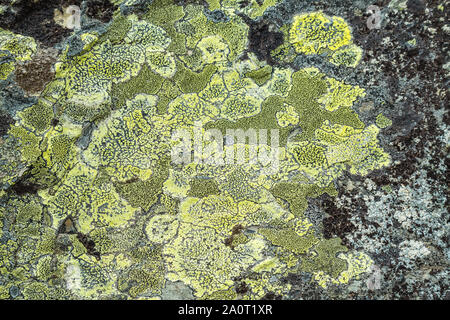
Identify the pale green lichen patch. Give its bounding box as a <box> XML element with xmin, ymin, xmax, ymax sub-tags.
<box><xmin>0</xmin><ymin>28</ymin><xmax>37</xmax><ymax>62</ymax></box>
<box><xmin>270</xmin><ymin>12</ymin><xmax>363</xmax><ymax>68</ymax></box>
<box><xmin>376</xmin><ymin>113</ymin><xmax>393</xmax><ymax>128</ymax></box>
<box><xmin>0</xmin><ymin>61</ymin><xmax>14</xmax><ymax>80</ymax></box>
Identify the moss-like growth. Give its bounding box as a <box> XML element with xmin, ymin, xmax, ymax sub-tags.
<box><xmin>111</xmin><ymin>64</ymin><xmax>165</xmax><ymax>110</ymax></box>
<box><xmin>173</xmin><ymin>63</ymin><xmax>217</xmax><ymax>94</ymax></box>
<box><xmin>98</xmin><ymin>13</ymin><xmax>132</xmax><ymax>44</ymax></box>
<box><xmin>270</xmin><ymin>182</ymin><xmax>336</xmax><ymax>216</ymax></box>
<box><xmin>245</xmin><ymin>66</ymin><xmax>273</xmax><ymax>86</ymax></box>
<box><xmin>187</xmin><ymin>178</ymin><xmax>220</xmax><ymax>198</ymax></box>
<box><xmin>114</xmin><ymin>156</ymin><xmax>170</xmax><ymax>211</ymax></box>
<box><xmin>143</xmin><ymin>0</ymin><xmax>187</xmax><ymax>55</ymax></box>
<box><xmin>260</xmin><ymin>228</ymin><xmax>319</xmax><ymax>254</ymax></box>
<box><xmin>301</xmin><ymin>238</ymin><xmax>348</xmax><ymax>278</ymax></box>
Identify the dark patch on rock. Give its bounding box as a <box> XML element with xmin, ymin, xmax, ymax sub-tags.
<box><xmin>238</xmin><ymin>14</ymin><xmax>283</xmax><ymax>66</ymax></box>
<box><xmin>283</xmin><ymin>272</ymin><xmax>327</xmax><ymax>300</ymax></box>
<box><xmin>224</xmin><ymin>224</ymin><xmax>245</xmax><ymax>249</ymax></box>
<box><xmin>14</xmin><ymin>49</ymin><xmax>57</xmax><ymax>96</ymax></box>
<box><xmin>407</xmin><ymin>0</ymin><xmax>426</xmax><ymax>15</ymax></box>
<box><xmin>321</xmin><ymin>194</ymin><xmax>357</xmax><ymax>248</ymax></box>
<box><xmin>0</xmin><ymin>0</ymin><xmax>82</xmax><ymax>47</ymax></box>
<box><xmin>234</xmin><ymin>281</ymin><xmax>248</xmax><ymax>294</ymax></box>
<box><xmin>85</xmin><ymin>0</ymin><xmax>118</xmax><ymax>23</ymax></box>
<box><xmin>0</xmin><ymin>109</ymin><xmax>14</xmax><ymax>136</ymax></box>
<box><xmin>76</xmin><ymin>232</ymin><xmax>101</xmax><ymax>260</ymax></box>
<box><xmin>10</xmin><ymin>174</ymin><xmax>42</xmax><ymax>195</ymax></box>
<box><xmin>224</xmin><ymin>236</ymin><xmax>233</xmax><ymax>247</ymax></box>
<box><xmin>57</xmin><ymin>216</ymin><xmax>78</xmax><ymax>234</ymax></box>
<box><xmin>57</xmin><ymin>216</ymin><xmax>101</xmax><ymax>260</ymax></box>
<box><xmin>51</xmin><ymin>118</ymin><xmax>60</xmax><ymax>127</ymax></box>
<box><xmin>231</xmin><ymin>224</ymin><xmax>244</xmax><ymax>235</ymax></box>
<box><xmin>261</xmin><ymin>292</ymin><xmax>282</xmax><ymax>300</ymax></box>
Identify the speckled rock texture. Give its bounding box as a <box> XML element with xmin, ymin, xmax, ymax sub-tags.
<box><xmin>0</xmin><ymin>0</ymin><xmax>448</xmax><ymax>300</ymax></box>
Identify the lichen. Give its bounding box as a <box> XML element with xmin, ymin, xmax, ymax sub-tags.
<box><xmin>0</xmin><ymin>1</ymin><xmax>394</xmax><ymax>300</ymax></box>
<box><xmin>0</xmin><ymin>61</ymin><xmax>14</xmax><ymax>80</ymax></box>
<box><xmin>0</xmin><ymin>28</ymin><xmax>37</xmax><ymax>62</ymax></box>
<box><xmin>290</xmin><ymin>12</ymin><xmax>352</xmax><ymax>55</ymax></box>
<box><xmin>376</xmin><ymin>113</ymin><xmax>393</xmax><ymax>129</ymax></box>
<box><xmin>272</xmin><ymin>11</ymin><xmax>363</xmax><ymax>68</ymax></box>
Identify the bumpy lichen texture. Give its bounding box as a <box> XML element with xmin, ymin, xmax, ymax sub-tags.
<box><xmin>0</xmin><ymin>1</ymin><xmax>391</xmax><ymax>300</ymax></box>
<box><xmin>272</xmin><ymin>11</ymin><xmax>363</xmax><ymax>68</ymax></box>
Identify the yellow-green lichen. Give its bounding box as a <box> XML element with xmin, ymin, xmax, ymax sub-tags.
<box><xmin>245</xmin><ymin>65</ymin><xmax>273</xmax><ymax>86</ymax></box>
<box><xmin>376</xmin><ymin>113</ymin><xmax>393</xmax><ymax>128</ymax></box>
<box><xmin>301</xmin><ymin>238</ymin><xmax>348</xmax><ymax>279</ymax></box>
<box><xmin>317</xmin><ymin>77</ymin><xmax>366</xmax><ymax>112</ymax></box>
<box><xmin>276</xmin><ymin>104</ymin><xmax>300</xmax><ymax>127</ymax></box>
<box><xmin>117</xmin><ymin>247</ymin><xmax>165</xmax><ymax>298</ymax></box>
<box><xmin>259</xmin><ymin>228</ymin><xmax>319</xmax><ymax>255</ymax></box>
<box><xmin>84</xmin><ymin>94</ymin><xmax>171</xmax><ymax>182</ymax></box>
<box><xmin>0</xmin><ymin>61</ymin><xmax>14</xmax><ymax>80</ymax></box>
<box><xmin>8</xmin><ymin>125</ymin><xmax>42</xmax><ymax>163</ymax></box>
<box><xmin>113</xmin><ymin>156</ymin><xmax>170</xmax><ymax>211</ymax></box>
<box><xmin>0</xmin><ymin>28</ymin><xmax>37</xmax><ymax>62</ymax></box>
<box><xmin>164</xmin><ymin>223</ymin><xmax>265</xmax><ymax>297</ymax></box>
<box><xmin>329</xmin><ymin>44</ymin><xmax>363</xmax><ymax>68</ymax></box>
<box><xmin>187</xmin><ymin>178</ymin><xmax>220</xmax><ymax>198</ymax></box>
<box><xmin>39</xmin><ymin>163</ymin><xmax>138</xmax><ymax>233</ymax></box>
<box><xmin>275</xmin><ymin>12</ymin><xmax>363</xmax><ymax>68</ymax></box>
<box><xmin>18</xmin><ymin>100</ymin><xmax>54</xmax><ymax>134</ymax></box>
<box><xmin>290</xmin><ymin>12</ymin><xmax>352</xmax><ymax>55</ymax></box>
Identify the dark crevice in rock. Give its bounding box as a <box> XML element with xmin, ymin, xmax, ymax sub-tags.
<box><xmin>238</xmin><ymin>13</ymin><xmax>284</xmax><ymax>66</ymax></box>
<box><xmin>76</xmin><ymin>232</ymin><xmax>101</xmax><ymax>260</ymax></box>
<box><xmin>0</xmin><ymin>109</ymin><xmax>14</xmax><ymax>136</ymax></box>
<box><xmin>57</xmin><ymin>216</ymin><xmax>101</xmax><ymax>260</ymax></box>
<box><xmin>85</xmin><ymin>0</ymin><xmax>118</xmax><ymax>23</ymax></box>
<box><xmin>10</xmin><ymin>173</ymin><xmax>43</xmax><ymax>195</ymax></box>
